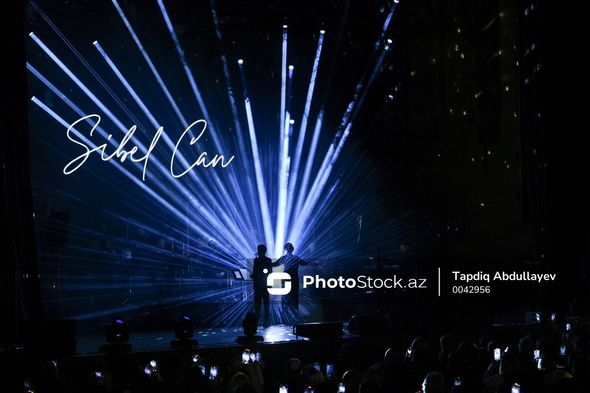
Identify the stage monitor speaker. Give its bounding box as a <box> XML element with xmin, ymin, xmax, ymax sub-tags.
<box><xmin>293</xmin><ymin>321</ymin><xmax>342</xmax><ymax>339</ymax></box>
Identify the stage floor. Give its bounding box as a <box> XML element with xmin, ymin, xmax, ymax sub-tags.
<box><xmin>77</xmin><ymin>324</ymin><xmax>310</xmax><ymax>354</ymax></box>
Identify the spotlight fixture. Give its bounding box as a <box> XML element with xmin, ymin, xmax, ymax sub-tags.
<box><xmin>107</xmin><ymin>318</ymin><xmax>129</xmax><ymax>343</ymax></box>
<box><xmin>99</xmin><ymin>318</ymin><xmax>132</xmax><ymax>352</ymax></box>
<box><xmin>171</xmin><ymin>315</ymin><xmax>198</xmax><ymax>348</ymax></box>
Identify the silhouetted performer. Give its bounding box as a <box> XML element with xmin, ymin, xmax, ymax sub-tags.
<box><xmin>251</xmin><ymin>244</ymin><xmax>273</xmax><ymax>324</ymax></box>
<box><xmin>274</xmin><ymin>242</ymin><xmax>310</xmax><ymax>318</ymax></box>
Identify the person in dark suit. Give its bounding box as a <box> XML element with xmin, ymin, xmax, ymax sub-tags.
<box><xmin>251</xmin><ymin>244</ymin><xmax>273</xmax><ymax>325</ymax></box>
<box><xmin>274</xmin><ymin>242</ymin><xmax>310</xmax><ymax>320</ymax></box>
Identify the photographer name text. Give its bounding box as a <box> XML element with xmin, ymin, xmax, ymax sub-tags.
<box><xmin>452</xmin><ymin>270</ymin><xmax>557</xmax><ymax>283</ymax></box>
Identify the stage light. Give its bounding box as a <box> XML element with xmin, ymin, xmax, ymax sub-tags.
<box><xmin>238</xmin><ymin>57</ymin><xmax>275</xmax><ymax>248</ymax></box>
<box><xmin>111</xmin><ymin>0</ymin><xmax>188</xmax><ymax>124</ymax></box>
<box><xmin>157</xmin><ymin>0</ymin><xmax>254</xmax><ymax>230</ymax></box>
<box><xmin>210</xmin><ymin>0</ymin><xmax>251</xmax><ymax>202</ymax></box>
<box><xmin>157</xmin><ymin>0</ymin><xmax>213</xmax><ymax>132</ymax></box>
<box><xmin>94</xmin><ymin>40</ymin><xmax>160</xmax><ymax>129</ymax></box>
<box><xmin>284</xmin><ymin>28</ymin><xmax>325</xmax><ymax>248</ymax></box>
<box><xmin>292</xmin><ymin>111</ymin><xmax>324</xmax><ymax>229</ymax></box>
<box><xmin>175</xmin><ymin>315</ymin><xmax>194</xmax><ymax>339</ymax></box>
<box><xmin>106</xmin><ymin>318</ymin><xmax>129</xmax><ymax>343</ymax></box>
<box><xmin>28</xmin><ymin>32</ymin><xmax>127</xmax><ymax>131</ymax></box>
<box><xmin>172</xmin><ymin>315</ymin><xmax>198</xmax><ymax>347</ymax></box>
<box><xmin>237</xmin><ymin>58</ymin><xmax>244</xmax><ymax>65</ymax></box>
<box><xmin>276</xmin><ymin>21</ymin><xmax>289</xmax><ymax>255</ymax></box>
<box><xmin>100</xmin><ymin>318</ymin><xmax>132</xmax><ymax>352</ymax></box>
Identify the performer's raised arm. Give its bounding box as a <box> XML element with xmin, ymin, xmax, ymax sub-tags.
<box><xmin>271</xmin><ymin>257</ymin><xmax>283</xmax><ymax>268</ymax></box>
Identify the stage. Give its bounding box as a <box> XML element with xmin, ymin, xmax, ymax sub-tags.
<box><xmin>77</xmin><ymin>324</ymin><xmax>315</xmax><ymax>354</ymax></box>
